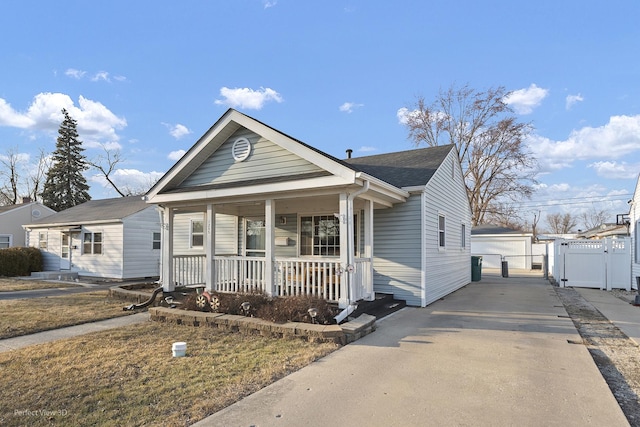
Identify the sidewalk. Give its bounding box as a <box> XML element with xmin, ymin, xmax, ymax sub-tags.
<box><xmin>194</xmin><ymin>276</ymin><xmax>628</xmax><ymax>427</ymax></box>
<box><xmin>575</xmin><ymin>288</ymin><xmax>640</xmax><ymax>345</ymax></box>
<box><xmin>0</xmin><ymin>312</ymin><xmax>149</xmax><ymax>353</ymax></box>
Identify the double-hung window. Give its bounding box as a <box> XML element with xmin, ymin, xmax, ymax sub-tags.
<box><xmin>83</xmin><ymin>232</ymin><xmax>102</xmax><ymax>254</ymax></box>
<box><xmin>152</xmin><ymin>232</ymin><xmax>161</xmax><ymax>250</ymax></box>
<box><xmin>191</xmin><ymin>220</ymin><xmax>204</xmax><ymax>248</ymax></box>
<box><xmin>0</xmin><ymin>235</ymin><xmax>11</xmax><ymax>249</ymax></box>
<box><xmin>438</xmin><ymin>214</ymin><xmax>446</xmax><ymax>248</ymax></box>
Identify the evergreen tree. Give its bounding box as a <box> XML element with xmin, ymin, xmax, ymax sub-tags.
<box><xmin>41</xmin><ymin>109</ymin><xmax>91</xmax><ymax>211</ymax></box>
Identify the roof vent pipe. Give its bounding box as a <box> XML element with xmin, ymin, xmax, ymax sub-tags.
<box><xmin>346</xmin><ymin>149</ymin><xmax>353</xmax><ymax>159</ymax></box>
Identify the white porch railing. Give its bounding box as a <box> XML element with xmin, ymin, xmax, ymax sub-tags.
<box><xmin>275</xmin><ymin>258</ymin><xmax>344</xmax><ymax>302</ymax></box>
<box><xmin>171</xmin><ymin>255</ymin><xmax>372</xmax><ymax>304</ymax></box>
<box><xmin>172</xmin><ymin>255</ymin><xmax>206</xmax><ymax>286</ymax></box>
<box><xmin>214</xmin><ymin>256</ymin><xmax>266</xmax><ymax>293</ymax></box>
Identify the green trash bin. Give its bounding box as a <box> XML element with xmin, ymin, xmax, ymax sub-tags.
<box><xmin>471</xmin><ymin>256</ymin><xmax>482</xmax><ymax>282</ymax></box>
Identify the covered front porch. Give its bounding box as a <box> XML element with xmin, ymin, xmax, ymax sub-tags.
<box><xmin>158</xmin><ymin>190</ymin><xmax>395</xmax><ymax>309</ymax></box>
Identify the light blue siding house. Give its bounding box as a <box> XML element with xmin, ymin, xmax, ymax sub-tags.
<box><xmin>146</xmin><ymin>109</ymin><xmax>472</xmax><ymax>309</ymax></box>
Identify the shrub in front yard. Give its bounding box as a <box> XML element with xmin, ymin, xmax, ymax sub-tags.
<box><xmin>0</xmin><ymin>247</ymin><xmax>42</xmax><ymax>276</ymax></box>
<box><xmin>182</xmin><ymin>291</ymin><xmax>337</xmax><ymax>324</ymax></box>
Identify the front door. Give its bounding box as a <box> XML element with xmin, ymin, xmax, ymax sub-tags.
<box><xmin>60</xmin><ymin>232</ymin><xmax>71</xmax><ymax>270</ymax></box>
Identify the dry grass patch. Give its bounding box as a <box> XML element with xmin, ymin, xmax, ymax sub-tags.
<box><xmin>0</xmin><ymin>277</ymin><xmax>79</xmax><ymax>292</ymax></box>
<box><xmin>0</xmin><ymin>291</ymin><xmax>133</xmax><ymax>339</ymax></box>
<box><xmin>0</xmin><ymin>322</ymin><xmax>338</xmax><ymax>426</ymax></box>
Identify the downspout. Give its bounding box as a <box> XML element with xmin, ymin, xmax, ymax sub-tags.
<box><xmin>334</xmin><ymin>180</ymin><xmax>370</xmax><ymax>324</ymax></box>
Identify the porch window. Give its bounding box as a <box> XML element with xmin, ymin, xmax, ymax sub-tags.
<box><xmin>438</xmin><ymin>214</ymin><xmax>446</xmax><ymax>248</ymax></box>
<box><xmin>0</xmin><ymin>235</ymin><xmax>10</xmax><ymax>249</ymax></box>
<box><xmin>245</xmin><ymin>219</ymin><xmax>265</xmax><ymax>257</ymax></box>
<box><xmin>191</xmin><ymin>220</ymin><xmax>204</xmax><ymax>248</ymax></box>
<box><xmin>83</xmin><ymin>232</ymin><xmax>102</xmax><ymax>254</ymax></box>
<box><xmin>38</xmin><ymin>232</ymin><xmax>47</xmax><ymax>249</ymax></box>
<box><xmin>300</xmin><ymin>215</ymin><xmax>340</xmax><ymax>256</ymax></box>
<box><xmin>152</xmin><ymin>232</ymin><xmax>161</xmax><ymax>250</ymax></box>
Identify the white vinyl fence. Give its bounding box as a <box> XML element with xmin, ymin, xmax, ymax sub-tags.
<box><xmin>553</xmin><ymin>238</ymin><xmax>631</xmax><ymax>290</ymax></box>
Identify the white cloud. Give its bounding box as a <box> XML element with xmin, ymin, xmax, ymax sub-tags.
<box><xmin>168</xmin><ymin>150</ymin><xmax>186</xmax><ymax>161</ymax></box>
<box><xmin>530</xmin><ymin>114</ymin><xmax>640</xmax><ymax>163</ymax></box>
<box><xmin>263</xmin><ymin>0</ymin><xmax>277</xmax><ymax>8</ymax></box>
<box><xmin>0</xmin><ymin>92</ymin><xmax>126</xmax><ymax>144</ymax></box>
<box><xmin>214</xmin><ymin>87</ymin><xmax>283</xmax><ymax>110</ymax></box>
<box><xmin>65</xmin><ymin>68</ymin><xmax>86</xmax><ymax>79</ymax></box>
<box><xmin>91</xmin><ymin>71</ymin><xmax>110</xmax><ymax>82</ymax></box>
<box><xmin>566</xmin><ymin>93</ymin><xmax>584</xmax><ymax>110</ymax></box>
<box><xmin>588</xmin><ymin>161</ymin><xmax>640</xmax><ymax>180</ymax></box>
<box><xmin>503</xmin><ymin>84</ymin><xmax>549</xmax><ymax>114</ymax></box>
<box><xmin>163</xmin><ymin>123</ymin><xmax>191</xmax><ymax>139</ymax></box>
<box><xmin>339</xmin><ymin>102</ymin><xmax>364</xmax><ymax>113</ymax></box>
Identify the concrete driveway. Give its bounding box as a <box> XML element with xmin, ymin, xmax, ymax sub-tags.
<box><xmin>195</xmin><ymin>275</ymin><xmax>628</xmax><ymax>426</ymax></box>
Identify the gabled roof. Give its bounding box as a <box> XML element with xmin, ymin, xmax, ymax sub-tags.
<box><xmin>146</xmin><ymin>109</ymin><xmax>457</xmax><ymax>208</ymax></box>
<box><xmin>24</xmin><ymin>197</ymin><xmax>153</xmax><ymax>227</ymax></box>
<box><xmin>0</xmin><ymin>202</ymin><xmax>53</xmax><ymax>216</ymax></box>
<box><xmin>344</xmin><ymin>145</ymin><xmax>455</xmax><ymax>188</ymax></box>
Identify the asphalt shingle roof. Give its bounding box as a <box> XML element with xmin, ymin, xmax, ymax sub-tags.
<box><xmin>343</xmin><ymin>144</ymin><xmax>455</xmax><ymax>188</ymax></box>
<box><xmin>27</xmin><ymin>197</ymin><xmax>151</xmax><ymax>226</ymax></box>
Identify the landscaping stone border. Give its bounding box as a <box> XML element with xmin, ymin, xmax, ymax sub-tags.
<box><xmin>149</xmin><ymin>307</ymin><xmax>376</xmax><ymax>345</ymax></box>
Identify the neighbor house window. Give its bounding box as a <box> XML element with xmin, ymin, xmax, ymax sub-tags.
<box><xmin>300</xmin><ymin>215</ymin><xmax>341</xmax><ymax>256</ymax></box>
<box><xmin>438</xmin><ymin>214</ymin><xmax>446</xmax><ymax>248</ymax></box>
<box><xmin>152</xmin><ymin>232</ymin><xmax>161</xmax><ymax>250</ymax></box>
<box><xmin>83</xmin><ymin>232</ymin><xmax>102</xmax><ymax>254</ymax></box>
<box><xmin>191</xmin><ymin>220</ymin><xmax>204</xmax><ymax>248</ymax></box>
<box><xmin>38</xmin><ymin>232</ymin><xmax>47</xmax><ymax>249</ymax></box>
<box><xmin>0</xmin><ymin>235</ymin><xmax>11</xmax><ymax>249</ymax></box>
<box><xmin>461</xmin><ymin>224</ymin><xmax>466</xmax><ymax>248</ymax></box>
<box><xmin>245</xmin><ymin>219</ymin><xmax>265</xmax><ymax>257</ymax></box>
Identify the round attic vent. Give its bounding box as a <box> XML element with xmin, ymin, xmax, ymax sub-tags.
<box><xmin>32</xmin><ymin>209</ymin><xmax>41</xmax><ymax>218</ymax></box>
<box><xmin>232</xmin><ymin>137</ymin><xmax>251</xmax><ymax>162</ymax></box>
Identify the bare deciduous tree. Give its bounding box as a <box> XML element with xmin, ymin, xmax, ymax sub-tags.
<box><xmin>580</xmin><ymin>206</ymin><xmax>610</xmax><ymax>230</ymax></box>
<box><xmin>402</xmin><ymin>84</ymin><xmax>538</xmax><ymax>225</ymax></box>
<box><xmin>26</xmin><ymin>148</ymin><xmax>51</xmax><ymax>202</ymax></box>
<box><xmin>89</xmin><ymin>145</ymin><xmax>127</xmax><ymax>197</ymax></box>
<box><xmin>0</xmin><ymin>147</ymin><xmax>21</xmax><ymax>205</ymax></box>
<box><xmin>546</xmin><ymin>212</ymin><xmax>577</xmax><ymax>234</ymax></box>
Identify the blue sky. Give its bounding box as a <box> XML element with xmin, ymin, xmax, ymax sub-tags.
<box><xmin>1</xmin><ymin>0</ymin><xmax>639</xmax><ymax>230</ymax></box>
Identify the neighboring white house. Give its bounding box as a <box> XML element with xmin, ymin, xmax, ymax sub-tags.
<box><xmin>145</xmin><ymin>109</ymin><xmax>472</xmax><ymax>309</ymax></box>
<box><xmin>629</xmin><ymin>174</ymin><xmax>640</xmax><ymax>289</ymax></box>
<box><xmin>471</xmin><ymin>225</ymin><xmax>536</xmax><ymax>270</ymax></box>
<box><xmin>0</xmin><ymin>199</ymin><xmax>56</xmax><ymax>248</ymax></box>
<box><xmin>23</xmin><ymin>197</ymin><xmax>162</xmax><ymax>280</ymax></box>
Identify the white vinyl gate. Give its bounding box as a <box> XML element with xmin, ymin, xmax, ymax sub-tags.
<box><xmin>554</xmin><ymin>238</ymin><xmax>631</xmax><ymax>290</ymax></box>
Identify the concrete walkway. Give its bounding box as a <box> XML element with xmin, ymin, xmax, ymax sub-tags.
<box><xmin>0</xmin><ymin>312</ymin><xmax>150</xmax><ymax>353</ymax></box>
<box><xmin>575</xmin><ymin>288</ymin><xmax>640</xmax><ymax>346</ymax></box>
<box><xmin>195</xmin><ymin>276</ymin><xmax>629</xmax><ymax>427</ymax></box>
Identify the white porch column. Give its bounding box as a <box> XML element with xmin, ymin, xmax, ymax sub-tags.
<box><xmin>363</xmin><ymin>198</ymin><xmax>375</xmax><ymax>301</ymax></box>
<box><xmin>338</xmin><ymin>193</ymin><xmax>350</xmax><ymax>308</ymax></box>
<box><xmin>264</xmin><ymin>199</ymin><xmax>275</xmax><ymax>297</ymax></box>
<box><xmin>161</xmin><ymin>206</ymin><xmax>174</xmax><ymax>292</ymax></box>
<box><xmin>205</xmin><ymin>204</ymin><xmax>216</xmax><ymax>292</ymax></box>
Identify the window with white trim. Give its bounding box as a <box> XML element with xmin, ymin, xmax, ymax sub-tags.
<box><xmin>0</xmin><ymin>235</ymin><xmax>11</xmax><ymax>249</ymax></box>
<box><xmin>152</xmin><ymin>232</ymin><xmax>161</xmax><ymax>250</ymax></box>
<box><xmin>83</xmin><ymin>232</ymin><xmax>102</xmax><ymax>254</ymax></box>
<box><xmin>461</xmin><ymin>223</ymin><xmax>466</xmax><ymax>248</ymax></box>
<box><xmin>300</xmin><ymin>215</ymin><xmax>341</xmax><ymax>256</ymax></box>
<box><xmin>438</xmin><ymin>214</ymin><xmax>446</xmax><ymax>248</ymax></box>
<box><xmin>38</xmin><ymin>232</ymin><xmax>47</xmax><ymax>249</ymax></box>
<box><xmin>191</xmin><ymin>220</ymin><xmax>204</xmax><ymax>248</ymax></box>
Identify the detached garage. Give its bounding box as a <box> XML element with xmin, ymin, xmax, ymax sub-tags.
<box><xmin>471</xmin><ymin>225</ymin><xmax>534</xmax><ymax>270</ymax></box>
